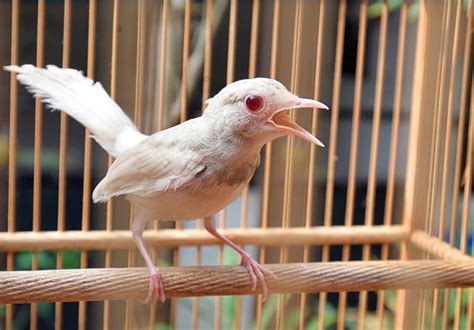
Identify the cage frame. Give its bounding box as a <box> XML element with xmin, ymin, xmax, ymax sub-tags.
<box><xmin>0</xmin><ymin>0</ymin><xmax>473</xmax><ymax>329</ymax></box>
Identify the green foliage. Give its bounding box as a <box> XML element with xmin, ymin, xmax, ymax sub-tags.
<box><xmin>155</xmin><ymin>322</ymin><xmax>171</xmax><ymax>330</ymax></box>
<box><xmin>62</xmin><ymin>250</ymin><xmax>81</xmax><ymax>269</ymax></box>
<box><xmin>222</xmin><ymin>295</ymin><xmax>237</xmax><ymax>329</ymax></box>
<box><xmin>368</xmin><ymin>0</ymin><xmax>472</xmax><ymax>21</ymax></box>
<box><xmin>15</xmin><ymin>250</ymin><xmax>81</xmax><ymax>270</ymax></box>
<box><xmin>368</xmin><ymin>0</ymin><xmax>403</xmax><ymax>19</ymax></box>
<box><xmin>260</xmin><ymin>295</ymin><xmax>282</xmax><ymax>329</ymax></box>
<box><xmin>304</xmin><ymin>302</ymin><xmax>338</xmax><ymax>330</ymax></box>
<box><xmin>408</xmin><ymin>2</ymin><xmax>420</xmax><ymax>21</ymax></box>
<box><xmin>222</xmin><ymin>246</ymin><xmax>240</xmax><ymax>265</ymax></box>
<box><xmin>444</xmin><ymin>289</ymin><xmax>469</xmax><ymax>329</ymax></box>
<box><xmin>38</xmin><ymin>303</ymin><xmax>54</xmax><ymax>327</ymax></box>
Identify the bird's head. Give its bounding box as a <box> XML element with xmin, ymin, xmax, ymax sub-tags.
<box><xmin>203</xmin><ymin>78</ymin><xmax>328</xmax><ymax>147</ymax></box>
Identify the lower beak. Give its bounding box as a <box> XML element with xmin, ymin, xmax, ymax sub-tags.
<box><xmin>269</xmin><ymin>97</ymin><xmax>329</xmax><ymax>147</ymax></box>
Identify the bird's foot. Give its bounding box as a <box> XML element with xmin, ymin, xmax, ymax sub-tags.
<box><xmin>240</xmin><ymin>253</ymin><xmax>275</xmax><ymax>301</ymax></box>
<box><xmin>144</xmin><ymin>267</ymin><xmax>166</xmax><ymax>304</ymax></box>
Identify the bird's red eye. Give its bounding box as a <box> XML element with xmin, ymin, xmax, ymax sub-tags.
<box><xmin>245</xmin><ymin>95</ymin><xmax>264</xmax><ymax>112</ymax></box>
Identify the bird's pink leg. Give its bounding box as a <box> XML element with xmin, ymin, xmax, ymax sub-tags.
<box><xmin>131</xmin><ymin>219</ymin><xmax>166</xmax><ymax>303</ymax></box>
<box><xmin>204</xmin><ymin>216</ymin><xmax>275</xmax><ymax>300</ymax></box>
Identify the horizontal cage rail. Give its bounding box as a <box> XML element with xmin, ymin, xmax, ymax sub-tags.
<box><xmin>0</xmin><ymin>225</ymin><xmax>408</xmax><ymax>251</ymax></box>
<box><xmin>1</xmin><ymin>260</ymin><xmax>474</xmax><ymax>304</ymax></box>
<box><xmin>410</xmin><ymin>230</ymin><xmax>472</xmax><ymax>260</ymax></box>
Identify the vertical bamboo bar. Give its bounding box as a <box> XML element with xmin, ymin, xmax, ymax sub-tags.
<box><xmin>180</xmin><ymin>0</ymin><xmax>191</xmax><ymax>123</ymax></box>
<box><xmin>299</xmin><ymin>1</ymin><xmax>325</xmax><ymax>329</ymax></box>
<box><xmin>358</xmin><ymin>2</ymin><xmax>388</xmax><ymax>328</ymax></box>
<box><xmin>255</xmin><ymin>1</ymin><xmax>280</xmax><ymax>327</ymax></box>
<box><xmin>125</xmin><ymin>2</ymin><xmax>146</xmax><ymax>328</ymax></box>
<box><xmin>337</xmin><ymin>2</ymin><xmax>367</xmax><ymax>329</ymax></box>
<box><xmin>100</xmin><ymin>0</ymin><xmax>119</xmax><ymax>328</ymax></box>
<box><xmin>80</xmin><ymin>0</ymin><xmax>95</xmax><ymax>328</ymax></box>
<box><xmin>237</xmin><ymin>0</ymin><xmax>259</xmax><ymax>326</ymax></box>
<box><xmin>395</xmin><ymin>0</ymin><xmax>428</xmax><ymax>326</ymax></box>
<box><xmin>435</xmin><ymin>1</ymin><xmax>464</xmax><ymax>329</ymax></box>
<box><xmin>171</xmin><ymin>1</ymin><xmax>191</xmax><ymax>327</ymax></box>
<box><xmin>459</xmin><ymin>8</ymin><xmax>474</xmax><ymax>329</ymax></box>
<box><xmin>80</xmin><ymin>0</ymin><xmax>95</xmax><ymax>326</ymax></box>
<box><xmin>454</xmin><ymin>74</ymin><xmax>474</xmax><ymax>329</ymax></box>
<box><xmin>248</xmin><ymin>0</ymin><xmax>260</xmax><ymax>79</ymax></box>
<box><xmin>134</xmin><ymin>0</ymin><xmax>145</xmax><ymax>132</ymax></box>
<box><xmin>55</xmin><ymin>0</ymin><xmax>72</xmax><ymax>328</ymax></box>
<box><xmin>193</xmin><ymin>1</ymin><xmax>214</xmax><ymax>328</ymax></box>
<box><xmin>226</xmin><ymin>0</ymin><xmax>237</xmax><ymax>85</ymax></box>
<box><xmin>376</xmin><ymin>2</ymin><xmax>407</xmax><ymax>328</ymax></box>
<box><xmin>156</xmin><ymin>0</ymin><xmax>169</xmax><ymax>133</ymax></box>
<box><xmin>318</xmin><ymin>2</ymin><xmax>346</xmax><ymax>328</ymax></box>
<box><xmin>276</xmin><ymin>1</ymin><xmax>303</xmax><ymax>328</ymax></box>
<box><xmin>224</xmin><ymin>0</ymin><xmax>241</xmax><ymax>327</ymax></box>
<box><xmin>437</xmin><ymin>0</ymin><xmax>462</xmax><ymax>260</ymax></box>
<box><xmin>149</xmin><ymin>1</ymin><xmax>169</xmax><ymax>328</ymax></box>
<box><xmin>31</xmin><ymin>1</ymin><xmax>45</xmax><ymax>328</ymax></box>
<box><xmin>422</xmin><ymin>1</ymin><xmax>451</xmax><ymax>327</ymax></box>
<box><xmin>213</xmin><ymin>2</ymin><xmax>238</xmax><ymax>329</ymax></box>
<box><xmin>447</xmin><ymin>6</ymin><xmax>472</xmax><ymax>329</ymax></box>
<box><xmin>6</xmin><ymin>1</ymin><xmax>19</xmax><ymax>329</ymax></box>
<box><xmin>425</xmin><ymin>2</ymin><xmax>449</xmax><ymax>229</ymax></box>
<box><xmin>201</xmin><ymin>0</ymin><xmax>213</xmax><ymax>110</ymax></box>
<box><xmin>104</xmin><ymin>0</ymin><xmax>119</xmax><ymax>326</ymax></box>
<box><xmin>213</xmin><ymin>209</ymin><xmax>225</xmax><ymax>330</ymax></box>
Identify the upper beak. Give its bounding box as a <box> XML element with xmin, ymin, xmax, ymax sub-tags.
<box><xmin>269</xmin><ymin>97</ymin><xmax>329</xmax><ymax>147</ymax></box>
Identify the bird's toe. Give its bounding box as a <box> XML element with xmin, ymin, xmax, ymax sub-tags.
<box><xmin>241</xmin><ymin>253</ymin><xmax>272</xmax><ymax>301</ymax></box>
<box><xmin>144</xmin><ymin>268</ymin><xmax>166</xmax><ymax>304</ymax></box>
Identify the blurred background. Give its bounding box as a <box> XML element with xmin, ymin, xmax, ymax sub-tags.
<box><xmin>0</xmin><ymin>0</ymin><xmax>472</xmax><ymax>329</ymax></box>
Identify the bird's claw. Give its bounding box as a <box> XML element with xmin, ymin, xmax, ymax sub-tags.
<box><xmin>241</xmin><ymin>253</ymin><xmax>275</xmax><ymax>301</ymax></box>
<box><xmin>144</xmin><ymin>268</ymin><xmax>166</xmax><ymax>304</ymax></box>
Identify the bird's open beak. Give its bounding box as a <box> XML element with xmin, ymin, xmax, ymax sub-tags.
<box><xmin>268</xmin><ymin>97</ymin><xmax>329</xmax><ymax>147</ymax></box>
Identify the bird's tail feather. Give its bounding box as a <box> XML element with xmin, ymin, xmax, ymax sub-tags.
<box><xmin>4</xmin><ymin>64</ymin><xmax>146</xmax><ymax>157</ymax></box>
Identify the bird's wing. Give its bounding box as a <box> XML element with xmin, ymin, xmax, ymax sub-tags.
<box><xmin>92</xmin><ymin>130</ymin><xmax>206</xmax><ymax>202</ymax></box>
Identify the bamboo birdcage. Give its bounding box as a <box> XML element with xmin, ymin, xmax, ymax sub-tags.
<box><xmin>0</xmin><ymin>0</ymin><xmax>473</xmax><ymax>329</ymax></box>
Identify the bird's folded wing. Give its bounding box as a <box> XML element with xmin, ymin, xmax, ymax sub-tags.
<box><xmin>92</xmin><ymin>135</ymin><xmax>205</xmax><ymax>202</ymax></box>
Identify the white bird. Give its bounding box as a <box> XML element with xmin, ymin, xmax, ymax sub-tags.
<box><xmin>5</xmin><ymin>64</ymin><xmax>328</xmax><ymax>303</ymax></box>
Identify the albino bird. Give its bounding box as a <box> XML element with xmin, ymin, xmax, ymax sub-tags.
<box><xmin>5</xmin><ymin>65</ymin><xmax>328</xmax><ymax>303</ymax></box>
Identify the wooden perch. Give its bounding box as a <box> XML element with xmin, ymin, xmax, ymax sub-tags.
<box><xmin>1</xmin><ymin>260</ymin><xmax>474</xmax><ymax>304</ymax></box>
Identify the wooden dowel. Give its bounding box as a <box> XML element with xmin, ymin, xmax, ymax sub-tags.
<box><xmin>7</xmin><ymin>0</ymin><xmax>20</xmax><ymax>328</ymax></box>
<box><xmin>359</xmin><ymin>2</ymin><xmax>389</xmax><ymax>328</ymax></box>
<box><xmin>56</xmin><ymin>0</ymin><xmax>72</xmax><ymax>328</ymax></box>
<box><xmin>0</xmin><ymin>225</ymin><xmax>408</xmax><ymax>251</ymax></box>
<box><xmin>256</xmin><ymin>1</ymin><xmax>280</xmax><ymax>327</ymax></box>
<box><xmin>378</xmin><ymin>1</ymin><xmax>408</xmax><ymax>328</ymax></box>
<box><xmin>1</xmin><ymin>261</ymin><xmax>474</xmax><ymax>304</ymax></box>
<box><xmin>301</xmin><ymin>1</ymin><xmax>326</xmax><ymax>328</ymax></box>
<box><xmin>410</xmin><ymin>230</ymin><xmax>472</xmax><ymax>261</ymax></box>
<box><xmin>339</xmin><ymin>1</ymin><xmax>368</xmax><ymax>328</ymax></box>
<box><xmin>319</xmin><ymin>1</ymin><xmax>346</xmax><ymax>327</ymax></box>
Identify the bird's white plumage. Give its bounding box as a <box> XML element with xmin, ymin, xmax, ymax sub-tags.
<box><xmin>4</xmin><ymin>65</ymin><xmax>146</xmax><ymax>157</ymax></box>
<box><xmin>92</xmin><ymin>119</ymin><xmax>208</xmax><ymax>202</ymax></box>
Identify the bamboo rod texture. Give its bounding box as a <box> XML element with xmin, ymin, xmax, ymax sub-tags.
<box><xmin>411</xmin><ymin>230</ymin><xmax>472</xmax><ymax>261</ymax></box>
<box><xmin>6</xmin><ymin>1</ymin><xmax>20</xmax><ymax>328</ymax></box>
<box><xmin>0</xmin><ymin>225</ymin><xmax>407</xmax><ymax>251</ymax></box>
<box><xmin>339</xmin><ymin>2</ymin><xmax>368</xmax><ymax>328</ymax></box>
<box><xmin>1</xmin><ymin>261</ymin><xmax>474</xmax><ymax>304</ymax></box>
<box><xmin>56</xmin><ymin>0</ymin><xmax>72</xmax><ymax>328</ymax></box>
